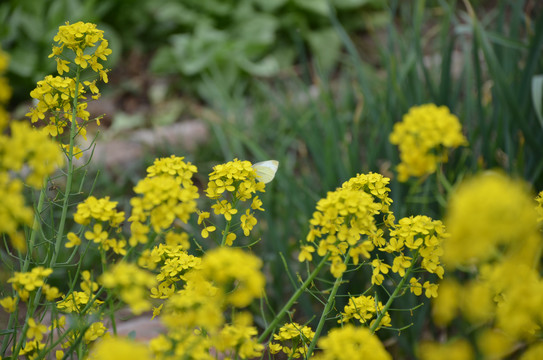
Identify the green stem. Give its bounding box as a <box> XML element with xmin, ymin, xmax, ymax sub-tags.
<box><xmin>305</xmin><ymin>254</ymin><xmax>350</xmax><ymax>358</ymax></box>
<box><xmin>220</xmin><ymin>219</ymin><xmax>232</xmax><ymax>247</ymax></box>
<box><xmin>48</xmin><ymin>67</ymin><xmax>81</xmax><ymax>268</ymax></box>
<box><xmin>27</xmin><ymin>179</ymin><xmax>48</xmax><ymax>261</ymax></box>
<box><xmin>369</xmin><ymin>255</ymin><xmax>418</xmax><ymax>333</ymax></box>
<box><xmin>258</xmin><ymin>253</ymin><xmax>330</xmax><ymax>343</ymax></box>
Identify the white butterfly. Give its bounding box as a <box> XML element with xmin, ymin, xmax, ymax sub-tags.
<box><xmin>252</xmin><ymin>160</ymin><xmax>279</xmax><ymax>184</ymax></box>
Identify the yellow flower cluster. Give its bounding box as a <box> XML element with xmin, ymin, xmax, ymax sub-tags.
<box><xmin>384</xmin><ymin>215</ymin><xmax>445</xmax><ymax>293</ymax></box>
<box><xmin>7</xmin><ymin>267</ymin><xmax>60</xmax><ymax>302</ymax></box>
<box><xmin>140</xmin><ymin>240</ymin><xmax>201</xmax><ymax>299</ymax></box>
<box><xmin>312</xmin><ymin>324</ymin><xmax>392</xmax><ymax>360</ymax></box>
<box><xmin>269</xmin><ymin>322</ymin><xmax>315</xmax><ymax>358</ymax></box>
<box><xmin>428</xmin><ymin>172</ymin><xmax>543</xmax><ymax>358</ymax></box>
<box><xmin>57</xmin><ymin>271</ymin><xmax>103</xmax><ymax>314</ymax></box>
<box><xmin>419</xmin><ymin>339</ymin><xmax>474</xmax><ymax>360</ymax></box>
<box><xmin>73</xmin><ymin>196</ymin><xmax>125</xmax><ymax>226</ymax></box>
<box><xmin>50</xmin><ymin>21</ymin><xmax>112</xmax><ymax>80</ymax></box>
<box><xmin>389</xmin><ymin>104</ymin><xmax>467</xmax><ymax>182</ymax></box>
<box><xmin>69</xmin><ymin>195</ymin><xmax>126</xmax><ymax>254</ymax></box>
<box><xmin>57</xmin><ymin>290</ymin><xmax>103</xmax><ymax>314</ymax></box>
<box><xmin>341</xmin><ymin>172</ymin><xmax>394</xmax><ymax>217</ymax></box>
<box><xmin>145</xmin><ymin>155</ymin><xmax>198</xmax><ymax>187</ymax></box>
<box><xmin>304</xmin><ymin>186</ymin><xmax>381</xmax><ymax>277</ymax></box>
<box><xmin>340</xmin><ymin>295</ymin><xmax>391</xmax><ymax>330</ymax></box>
<box><xmin>0</xmin><ymin>49</ymin><xmax>64</xmax><ymax>252</ymax></box>
<box><xmin>1</xmin><ymin>121</ymin><xmax>64</xmax><ymax>188</ymax></box>
<box><xmin>214</xmin><ymin>314</ymin><xmax>264</xmax><ymax>359</ymax></box>
<box><xmin>206</xmin><ymin>158</ymin><xmax>265</xmax><ymax>200</ymax></box>
<box><xmin>129</xmin><ymin>156</ymin><xmax>199</xmax><ymax>246</ymax></box>
<box><xmin>100</xmin><ymin>262</ymin><xmax>157</xmax><ymax>315</ymax></box>
<box><xmin>87</xmin><ymin>337</ymin><xmax>152</xmax><ymax>360</ymax></box>
<box><xmin>443</xmin><ymin>172</ymin><xmax>540</xmax><ymax>267</ymax></box>
<box><xmin>195</xmin><ymin>247</ymin><xmax>265</xmax><ymax>307</ymax></box>
<box><xmin>158</xmin><ymin>247</ymin><xmax>265</xmax><ymax>359</ymax></box>
<box><xmin>203</xmin><ymin>159</ymin><xmax>266</xmax><ymax>244</ymax></box>
<box><xmin>26</xmin><ymin>21</ymin><xmax>111</xmax><ymax>139</ymax></box>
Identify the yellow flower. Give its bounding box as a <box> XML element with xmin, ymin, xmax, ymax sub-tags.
<box><xmin>389</xmin><ymin>104</ymin><xmax>467</xmax><ymax>181</ymax></box>
<box><xmin>212</xmin><ymin>200</ymin><xmax>238</xmax><ymax>221</ymax></box>
<box><xmin>0</xmin><ymin>297</ymin><xmax>16</xmax><ymax>313</ymax></box>
<box><xmin>443</xmin><ymin>172</ymin><xmax>541</xmax><ymax>267</ymax></box>
<box><xmin>206</xmin><ymin>158</ymin><xmax>265</xmax><ymax>201</ymax></box>
<box><xmin>129</xmin><ymin>173</ymin><xmax>199</xmax><ymax>234</ymax></box>
<box><xmin>84</xmin><ymin>322</ymin><xmax>108</xmax><ymax>344</ymax></box>
<box><xmin>193</xmin><ymin>247</ymin><xmax>265</xmax><ymax>307</ymax></box>
<box><xmin>26</xmin><ymin>318</ymin><xmax>47</xmax><ymax>341</ymax></box>
<box><xmin>84</xmin><ymin>223</ymin><xmax>108</xmax><ymax>244</ymax></box>
<box><xmin>422</xmin><ymin>281</ymin><xmax>438</xmax><ymax>298</ymax></box>
<box><xmin>271</xmin><ymin>322</ymin><xmax>315</xmax><ymax>358</ymax></box>
<box><xmin>240</xmin><ymin>209</ymin><xmax>257</xmax><ymax>236</ymax></box>
<box><xmin>224</xmin><ymin>232</ymin><xmax>236</xmax><ymax>246</ymax></box>
<box><xmin>100</xmin><ymin>262</ymin><xmax>156</xmax><ymax>315</ymax></box>
<box><xmin>74</xmin><ymin>196</ymin><xmax>125</xmax><ymax>227</ymax></box>
<box><xmin>418</xmin><ymin>339</ymin><xmax>474</xmax><ymax>360</ymax></box>
<box><xmin>87</xmin><ymin>337</ymin><xmax>151</xmax><ymax>360</ymax></box>
<box><xmin>298</xmin><ymin>245</ymin><xmax>315</xmax><ymax>262</ymax></box>
<box><xmin>8</xmin><ymin>267</ymin><xmax>53</xmax><ymax>294</ymax></box>
<box><xmin>312</xmin><ymin>324</ymin><xmax>391</xmax><ymax>360</ymax></box>
<box><xmin>409</xmin><ymin>277</ymin><xmax>423</xmax><ymax>296</ymax></box>
<box><xmin>303</xmin><ymin>185</ymin><xmax>380</xmax><ymax>278</ymax></box>
<box><xmin>65</xmin><ymin>232</ymin><xmax>81</xmax><ymax>248</ymax></box>
<box><xmin>341</xmin><ymin>295</ymin><xmax>391</xmax><ymax>330</ymax></box>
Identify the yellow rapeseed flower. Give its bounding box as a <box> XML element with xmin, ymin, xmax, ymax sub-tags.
<box><xmin>418</xmin><ymin>339</ymin><xmax>474</xmax><ymax>360</ymax></box>
<box><xmin>389</xmin><ymin>104</ymin><xmax>467</xmax><ymax>182</ymax></box>
<box><xmin>304</xmin><ymin>185</ymin><xmax>381</xmax><ymax>278</ymax></box>
<box><xmin>86</xmin><ymin>337</ymin><xmax>151</xmax><ymax>360</ymax></box>
<box><xmin>270</xmin><ymin>322</ymin><xmax>315</xmax><ymax>359</ymax></box>
<box><xmin>312</xmin><ymin>325</ymin><xmax>392</xmax><ymax>360</ymax></box>
<box><xmin>194</xmin><ymin>247</ymin><xmax>265</xmax><ymax>308</ymax></box>
<box><xmin>100</xmin><ymin>262</ymin><xmax>156</xmax><ymax>315</ymax></box>
<box><xmin>443</xmin><ymin>172</ymin><xmax>541</xmax><ymax>267</ymax></box>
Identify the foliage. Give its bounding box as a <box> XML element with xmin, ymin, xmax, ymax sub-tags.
<box><xmin>0</xmin><ymin>0</ymin><xmax>387</xmax><ymax>104</ymax></box>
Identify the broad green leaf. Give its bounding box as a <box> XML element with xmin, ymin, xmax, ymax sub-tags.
<box><xmin>110</xmin><ymin>112</ymin><xmax>146</xmax><ymax>133</ymax></box>
<box><xmin>306</xmin><ymin>27</ymin><xmax>342</xmax><ymax>72</ymax></box>
<box><xmin>236</xmin><ymin>54</ymin><xmax>280</xmax><ymax>77</ymax></box>
<box><xmin>8</xmin><ymin>45</ymin><xmax>37</xmax><ymax>77</ymax></box>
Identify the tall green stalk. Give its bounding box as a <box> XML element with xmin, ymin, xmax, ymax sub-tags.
<box><xmin>305</xmin><ymin>254</ymin><xmax>350</xmax><ymax>358</ymax></box>
<box><xmin>258</xmin><ymin>254</ymin><xmax>330</xmax><ymax>343</ymax></box>
<box><xmin>47</xmin><ymin>67</ymin><xmax>81</xmax><ymax>268</ymax></box>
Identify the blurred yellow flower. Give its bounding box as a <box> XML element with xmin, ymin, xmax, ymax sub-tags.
<box><xmin>389</xmin><ymin>104</ymin><xmax>467</xmax><ymax>182</ymax></box>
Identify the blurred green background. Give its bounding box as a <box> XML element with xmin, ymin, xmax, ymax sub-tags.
<box><xmin>2</xmin><ymin>0</ymin><xmax>543</xmax><ymax>358</ymax></box>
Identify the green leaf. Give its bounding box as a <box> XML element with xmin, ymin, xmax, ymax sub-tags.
<box><xmin>306</xmin><ymin>27</ymin><xmax>342</xmax><ymax>71</ymax></box>
<box><xmin>236</xmin><ymin>54</ymin><xmax>280</xmax><ymax>77</ymax></box>
<box><xmin>8</xmin><ymin>45</ymin><xmax>38</xmax><ymax>77</ymax></box>
<box><xmin>110</xmin><ymin>112</ymin><xmax>146</xmax><ymax>133</ymax></box>
<box><xmin>532</xmin><ymin>75</ymin><xmax>543</xmax><ymax>130</ymax></box>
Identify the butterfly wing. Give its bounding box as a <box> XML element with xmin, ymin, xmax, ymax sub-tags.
<box><xmin>252</xmin><ymin>160</ymin><xmax>279</xmax><ymax>184</ymax></box>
